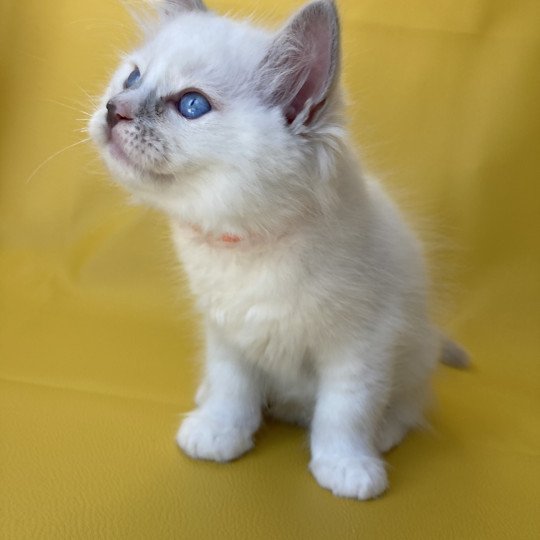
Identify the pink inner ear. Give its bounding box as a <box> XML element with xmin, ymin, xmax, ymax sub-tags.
<box><xmin>258</xmin><ymin>2</ymin><xmax>339</xmax><ymax>125</ymax></box>
<box><xmin>286</xmin><ymin>20</ymin><xmax>333</xmax><ymax>123</ymax></box>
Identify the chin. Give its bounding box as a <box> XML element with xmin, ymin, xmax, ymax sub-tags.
<box><xmin>105</xmin><ymin>154</ymin><xmax>176</xmax><ymax>199</ymax></box>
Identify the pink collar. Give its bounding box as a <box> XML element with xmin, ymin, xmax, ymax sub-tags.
<box><xmin>178</xmin><ymin>221</ymin><xmax>252</xmax><ymax>248</ymax></box>
<box><xmin>175</xmin><ymin>219</ymin><xmax>295</xmax><ymax>249</ymax></box>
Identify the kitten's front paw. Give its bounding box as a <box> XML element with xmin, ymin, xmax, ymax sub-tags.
<box><xmin>309</xmin><ymin>455</ymin><xmax>388</xmax><ymax>500</ymax></box>
<box><xmin>177</xmin><ymin>411</ymin><xmax>254</xmax><ymax>462</ymax></box>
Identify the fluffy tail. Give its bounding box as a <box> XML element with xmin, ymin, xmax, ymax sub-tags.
<box><xmin>440</xmin><ymin>335</ymin><xmax>470</xmax><ymax>369</ymax></box>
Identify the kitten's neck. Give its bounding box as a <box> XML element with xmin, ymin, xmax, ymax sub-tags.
<box><xmin>168</xmin><ymin>148</ymin><xmax>366</xmax><ymax>251</ymax></box>
<box><xmin>170</xmin><ymin>146</ymin><xmax>366</xmax><ymax>250</ymax></box>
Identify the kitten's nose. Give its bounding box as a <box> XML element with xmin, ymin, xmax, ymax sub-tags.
<box><xmin>106</xmin><ymin>99</ymin><xmax>134</xmax><ymax>129</ymax></box>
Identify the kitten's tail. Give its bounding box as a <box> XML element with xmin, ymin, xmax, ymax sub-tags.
<box><xmin>440</xmin><ymin>335</ymin><xmax>470</xmax><ymax>369</ymax></box>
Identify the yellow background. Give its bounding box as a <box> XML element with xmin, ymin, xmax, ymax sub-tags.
<box><xmin>1</xmin><ymin>0</ymin><xmax>539</xmax><ymax>537</ymax></box>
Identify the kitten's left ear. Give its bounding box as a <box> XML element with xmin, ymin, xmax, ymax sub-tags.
<box><xmin>159</xmin><ymin>0</ymin><xmax>208</xmax><ymax>18</ymax></box>
<box><xmin>257</xmin><ymin>0</ymin><xmax>340</xmax><ymax>128</ymax></box>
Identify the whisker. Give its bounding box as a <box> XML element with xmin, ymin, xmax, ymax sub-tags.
<box><xmin>26</xmin><ymin>138</ymin><xmax>91</xmax><ymax>184</ymax></box>
<box><xmin>41</xmin><ymin>98</ymin><xmax>91</xmax><ymax>116</ymax></box>
<box><xmin>67</xmin><ymin>91</ymin><xmax>99</xmax><ymax>112</ymax></box>
<box><xmin>74</xmin><ymin>83</ymin><xmax>99</xmax><ymax>107</ymax></box>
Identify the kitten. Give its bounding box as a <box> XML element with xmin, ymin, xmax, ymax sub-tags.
<box><xmin>89</xmin><ymin>0</ymin><xmax>468</xmax><ymax>500</ymax></box>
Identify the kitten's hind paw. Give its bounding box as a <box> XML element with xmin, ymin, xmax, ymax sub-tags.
<box><xmin>309</xmin><ymin>455</ymin><xmax>388</xmax><ymax>500</ymax></box>
<box><xmin>376</xmin><ymin>419</ymin><xmax>410</xmax><ymax>453</ymax></box>
<box><xmin>177</xmin><ymin>411</ymin><xmax>254</xmax><ymax>462</ymax></box>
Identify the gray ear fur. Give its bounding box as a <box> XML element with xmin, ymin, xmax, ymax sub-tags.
<box><xmin>257</xmin><ymin>0</ymin><xmax>340</xmax><ymax>128</ymax></box>
<box><xmin>159</xmin><ymin>0</ymin><xmax>208</xmax><ymax>18</ymax></box>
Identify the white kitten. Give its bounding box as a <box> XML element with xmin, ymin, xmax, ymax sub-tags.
<box><xmin>89</xmin><ymin>0</ymin><xmax>468</xmax><ymax>500</ymax></box>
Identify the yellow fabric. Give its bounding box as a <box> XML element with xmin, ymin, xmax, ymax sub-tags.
<box><xmin>1</xmin><ymin>0</ymin><xmax>539</xmax><ymax>537</ymax></box>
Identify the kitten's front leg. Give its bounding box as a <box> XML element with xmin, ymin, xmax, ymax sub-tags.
<box><xmin>310</xmin><ymin>341</ymin><xmax>391</xmax><ymax>500</ymax></box>
<box><xmin>177</xmin><ymin>327</ymin><xmax>262</xmax><ymax>462</ymax></box>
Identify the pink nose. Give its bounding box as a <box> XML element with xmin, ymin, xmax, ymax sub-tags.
<box><xmin>106</xmin><ymin>99</ymin><xmax>134</xmax><ymax>129</ymax></box>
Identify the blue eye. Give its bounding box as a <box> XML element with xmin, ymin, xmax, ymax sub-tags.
<box><xmin>124</xmin><ymin>67</ymin><xmax>141</xmax><ymax>89</ymax></box>
<box><xmin>178</xmin><ymin>92</ymin><xmax>212</xmax><ymax>119</ymax></box>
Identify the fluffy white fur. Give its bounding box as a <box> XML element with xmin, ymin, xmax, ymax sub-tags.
<box><xmin>89</xmin><ymin>0</ymin><xmax>467</xmax><ymax>500</ymax></box>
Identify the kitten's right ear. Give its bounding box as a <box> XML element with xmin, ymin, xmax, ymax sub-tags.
<box><xmin>158</xmin><ymin>0</ymin><xmax>208</xmax><ymax>19</ymax></box>
<box><xmin>256</xmin><ymin>0</ymin><xmax>340</xmax><ymax>130</ymax></box>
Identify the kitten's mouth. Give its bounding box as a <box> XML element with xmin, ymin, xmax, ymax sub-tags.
<box><xmin>105</xmin><ymin>133</ymin><xmax>174</xmax><ymax>183</ymax></box>
<box><xmin>106</xmin><ymin>130</ymin><xmax>133</xmax><ymax>166</ymax></box>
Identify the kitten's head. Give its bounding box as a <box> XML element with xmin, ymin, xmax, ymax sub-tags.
<box><xmin>89</xmin><ymin>0</ymin><xmax>345</xmax><ymax>233</ymax></box>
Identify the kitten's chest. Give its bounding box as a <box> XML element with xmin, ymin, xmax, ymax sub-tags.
<box><xmin>174</xmin><ymin>234</ymin><xmax>310</xmax><ymax>370</ymax></box>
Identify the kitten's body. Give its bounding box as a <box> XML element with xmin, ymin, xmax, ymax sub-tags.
<box><xmin>90</xmin><ymin>0</ymin><xmax>466</xmax><ymax>500</ymax></box>
<box><xmin>173</xmin><ymin>167</ymin><xmax>435</xmax><ymax>418</ymax></box>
